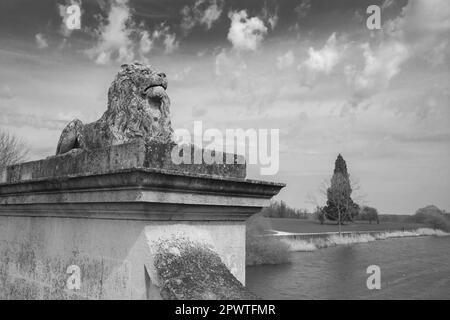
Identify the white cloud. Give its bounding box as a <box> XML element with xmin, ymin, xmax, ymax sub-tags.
<box><xmin>86</xmin><ymin>1</ymin><xmax>181</xmax><ymax>65</ymax></box>
<box><xmin>345</xmin><ymin>41</ymin><xmax>409</xmax><ymax>107</ymax></box>
<box><xmin>385</xmin><ymin>0</ymin><xmax>450</xmax><ymax>62</ymax></box>
<box><xmin>304</xmin><ymin>33</ymin><xmax>340</xmax><ymax>74</ymax></box>
<box><xmin>152</xmin><ymin>23</ymin><xmax>179</xmax><ymax>54</ymax></box>
<box><xmin>86</xmin><ymin>0</ymin><xmax>134</xmax><ymax>64</ymax></box>
<box><xmin>163</xmin><ymin>33</ymin><xmax>179</xmax><ymax>54</ymax></box>
<box><xmin>268</xmin><ymin>15</ymin><xmax>278</xmax><ymax>30</ymax></box>
<box><xmin>35</xmin><ymin>33</ymin><xmax>49</xmax><ymax>49</ymax></box>
<box><xmin>227</xmin><ymin>10</ymin><xmax>268</xmax><ymax>51</ymax></box>
<box><xmin>139</xmin><ymin>30</ymin><xmax>153</xmax><ymax>55</ymax></box>
<box><xmin>276</xmin><ymin>50</ymin><xmax>295</xmax><ymax>70</ymax></box>
<box><xmin>200</xmin><ymin>0</ymin><xmax>223</xmax><ymax>28</ymax></box>
<box><xmin>295</xmin><ymin>0</ymin><xmax>311</xmax><ymax>19</ymax></box>
<box><xmin>343</xmin><ymin>0</ymin><xmax>449</xmax><ymax>109</ymax></box>
<box><xmin>358</xmin><ymin>42</ymin><xmax>409</xmax><ymax>91</ymax></box>
<box><xmin>181</xmin><ymin>0</ymin><xmax>223</xmax><ymax>34</ymax></box>
<box><xmin>388</xmin><ymin>0</ymin><xmax>450</xmax><ymax>36</ymax></box>
<box><xmin>298</xmin><ymin>33</ymin><xmax>344</xmax><ymax>86</ymax></box>
<box><xmin>180</xmin><ymin>6</ymin><xmax>195</xmax><ymax>31</ymax></box>
<box><xmin>261</xmin><ymin>5</ymin><xmax>279</xmax><ymax>30</ymax></box>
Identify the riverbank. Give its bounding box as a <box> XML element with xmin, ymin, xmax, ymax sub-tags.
<box><xmin>272</xmin><ymin>228</ymin><xmax>449</xmax><ymax>252</ymax></box>
<box><xmin>246</xmin><ymin>216</ymin><xmax>448</xmax><ymax>266</ymax></box>
<box><xmin>265</xmin><ymin>217</ymin><xmax>428</xmax><ymax>234</ymax></box>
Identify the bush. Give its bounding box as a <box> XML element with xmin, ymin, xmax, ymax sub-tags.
<box><xmin>425</xmin><ymin>215</ymin><xmax>450</xmax><ymax>232</ymax></box>
<box><xmin>260</xmin><ymin>201</ymin><xmax>310</xmax><ymax>219</ymax></box>
<box><xmin>360</xmin><ymin>206</ymin><xmax>379</xmax><ymax>224</ymax></box>
<box><xmin>246</xmin><ymin>214</ymin><xmax>291</xmax><ymax>266</ymax></box>
<box><xmin>311</xmin><ymin>207</ymin><xmax>325</xmax><ymax>224</ymax></box>
<box><xmin>318</xmin><ymin>211</ymin><xmax>325</xmax><ymax>225</ymax></box>
<box><xmin>408</xmin><ymin>205</ymin><xmax>450</xmax><ymax>232</ymax></box>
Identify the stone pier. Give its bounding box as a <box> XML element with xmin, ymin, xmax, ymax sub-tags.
<box><xmin>0</xmin><ymin>140</ymin><xmax>284</xmax><ymax>299</ymax></box>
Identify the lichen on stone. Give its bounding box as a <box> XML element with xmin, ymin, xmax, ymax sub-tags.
<box><xmin>154</xmin><ymin>237</ymin><xmax>257</xmax><ymax>300</ymax></box>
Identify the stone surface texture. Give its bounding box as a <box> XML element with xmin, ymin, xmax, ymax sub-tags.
<box><xmin>154</xmin><ymin>237</ymin><xmax>257</xmax><ymax>300</ymax></box>
<box><xmin>1</xmin><ymin>139</ymin><xmax>246</xmax><ymax>184</ymax></box>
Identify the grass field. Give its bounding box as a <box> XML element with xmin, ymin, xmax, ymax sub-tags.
<box><xmin>264</xmin><ymin>218</ymin><xmax>428</xmax><ymax>234</ymax></box>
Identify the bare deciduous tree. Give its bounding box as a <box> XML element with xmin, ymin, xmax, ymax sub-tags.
<box><xmin>0</xmin><ymin>130</ymin><xmax>29</xmax><ymax>167</ymax></box>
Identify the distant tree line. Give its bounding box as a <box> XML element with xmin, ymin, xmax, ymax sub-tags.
<box><xmin>260</xmin><ymin>201</ymin><xmax>310</xmax><ymax>219</ymax></box>
<box><xmin>378</xmin><ymin>206</ymin><xmax>449</xmax><ymax>231</ymax></box>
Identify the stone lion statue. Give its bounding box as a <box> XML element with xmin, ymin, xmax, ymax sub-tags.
<box><xmin>56</xmin><ymin>62</ymin><xmax>173</xmax><ymax>155</ymax></box>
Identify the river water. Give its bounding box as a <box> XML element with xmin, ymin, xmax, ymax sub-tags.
<box><xmin>246</xmin><ymin>236</ymin><xmax>450</xmax><ymax>299</ymax></box>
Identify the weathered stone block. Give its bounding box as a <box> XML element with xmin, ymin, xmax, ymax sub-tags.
<box><xmin>1</xmin><ymin>139</ymin><xmax>246</xmax><ymax>184</ymax></box>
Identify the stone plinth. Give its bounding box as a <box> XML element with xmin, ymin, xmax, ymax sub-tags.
<box><xmin>0</xmin><ymin>143</ymin><xmax>284</xmax><ymax>299</ymax></box>
<box><xmin>1</xmin><ymin>139</ymin><xmax>246</xmax><ymax>184</ymax></box>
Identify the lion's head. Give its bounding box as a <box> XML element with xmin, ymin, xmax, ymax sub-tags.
<box><xmin>105</xmin><ymin>62</ymin><xmax>173</xmax><ymax>143</ymax></box>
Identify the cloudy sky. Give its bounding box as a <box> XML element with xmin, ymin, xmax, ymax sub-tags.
<box><xmin>0</xmin><ymin>0</ymin><xmax>449</xmax><ymax>214</ymax></box>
